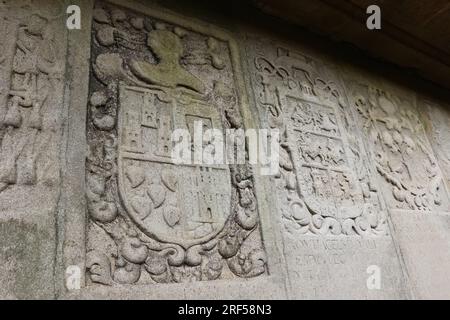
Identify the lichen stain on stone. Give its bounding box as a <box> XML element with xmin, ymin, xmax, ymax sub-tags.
<box><xmin>0</xmin><ymin>220</ymin><xmax>53</xmax><ymax>299</ymax></box>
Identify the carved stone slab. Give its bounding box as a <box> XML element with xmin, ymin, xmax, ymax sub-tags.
<box><xmin>345</xmin><ymin>79</ymin><xmax>450</xmax><ymax>298</ymax></box>
<box><xmin>347</xmin><ymin>83</ymin><xmax>449</xmax><ymax>213</ymax></box>
<box><xmin>0</xmin><ymin>0</ymin><xmax>67</xmax><ymax>299</ymax></box>
<box><xmin>1</xmin><ymin>0</ymin><xmax>450</xmax><ymax>300</ymax></box>
<box><xmin>422</xmin><ymin>99</ymin><xmax>450</xmax><ymax>200</ymax></box>
<box><xmin>84</xmin><ymin>0</ymin><xmax>268</xmax><ymax>288</ymax></box>
<box><xmin>245</xmin><ymin>37</ymin><xmax>408</xmax><ymax>299</ymax></box>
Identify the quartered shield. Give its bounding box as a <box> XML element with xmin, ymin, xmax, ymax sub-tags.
<box><xmin>117</xmin><ymin>84</ymin><xmax>231</xmax><ymax>249</ymax></box>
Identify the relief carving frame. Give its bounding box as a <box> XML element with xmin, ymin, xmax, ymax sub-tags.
<box><xmin>0</xmin><ymin>0</ymin><xmax>69</xmax><ymax>299</ymax></box>
<box><xmin>60</xmin><ymin>0</ymin><xmax>286</xmax><ymax>299</ymax></box>
<box><xmin>344</xmin><ymin>78</ymin><xmax>450</xmax><ymax>215</ymax></box>
<box><xmin>243</xmin><ymin>33</ymin><xmax>410</xmax><ymax>299</ymax></box>
<box><xmin>340</xmin><ymin>70</ymin><xmax>450</xmax><ymax>298</ymax></box>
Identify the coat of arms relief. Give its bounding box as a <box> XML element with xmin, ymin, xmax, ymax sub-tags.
<box><xmin>248</xmin><ymin>37</ymin><xmax>449</xmax><ymax>241</ymax></box>
<box><xmin>85</xmin><ymin>2</ymin><xmax>267</xmax><ymax>285</ymax></box>
<box><xmin>348</xmin><ymin>84</ymin><xmax>449</xmax><ymax>213</ymax></box>
<box><xmin>249</xmin><ymin>44</ymin><xmax>388</xmax><ymax>236</ymax></box>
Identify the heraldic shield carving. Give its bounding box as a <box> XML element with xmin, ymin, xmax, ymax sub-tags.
<box><xmin>85</xmin><ymin>1</ymin><xmax>267</xmax><ymax>285</ymax></box>
<box><xmin>118</xmin><ymin>85</ymin><xmax>231</xmax><ymax>248</ymax></box>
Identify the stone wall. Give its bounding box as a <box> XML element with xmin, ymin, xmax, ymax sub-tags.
<box><xmin>0</xmin><ymin>0</ymin><xmax>449</xmax><ymax>299</ymax></box>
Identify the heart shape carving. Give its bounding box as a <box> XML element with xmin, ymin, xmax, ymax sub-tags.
<box><xmin>161</xmin><ymin>169</ymin><xmax>178</xmax><ymax>192</ymax></box>
<box><xmin>163</xmin><ymin>206</ymin><xmax>180</xmax><ymax>228</ymax></box>
<box><xmin>147</xmin><ymin>183</ymin><xmax>166</xmax><ymax>208</ymax></box>
<box><xmin>130</xmin><ymin>195</ymin><xmax>152</xmax><ymax>219</ymax></box>
<box><xmin>126</xmin><ymin>166</ymin><xmax>145</xmax><ymax>188</ymax></box>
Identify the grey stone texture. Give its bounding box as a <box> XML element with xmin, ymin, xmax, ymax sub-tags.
<box><xmin>0</xmin><ymin>0</ymin><xmax>449</xmax><ymax>299</ymax></box>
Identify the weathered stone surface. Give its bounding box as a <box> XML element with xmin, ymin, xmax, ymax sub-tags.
<box><xmin>343</xmin><ymin>76</ymin><xmax>450</xmax><ymax>299</ymax></box>
<box><xmin>84</xmin><ymin>0</ymin><xmax>267</xmax><ymax>287</ymax></box>
<box><xmin>244</xmin><ymin>37</ymin><xmax>408</xmax><ymax>299</ymax></box>
<box><xmin>60</xmin><ymin>0</ymin><xmax>285</xmax><ymax>299</ymax></box>
<box><xmin>423</xmin><ymin>99</ymin><xmax>450</xmax><ymax>194</ymax></box>
<box><xmin>0</xmin><ymin>0</ymin><xmax>449</xmax><ymax>299</ymax></box>
<box><xmin>0</xmin><ymin>0</ymin><xmax>67</xmax><ymax>299</ymax></box>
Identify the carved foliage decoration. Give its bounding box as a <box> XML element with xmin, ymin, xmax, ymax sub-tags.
<box><xmin>250</xmin><ymin>44</ymin><xmax>387</xmax><ymax>236</ymax></box>
<box><xmin>349</xmin><ymin>85</ymin><xmax>449</xmax><ymax>212</ymax></box>
<box><xmin>86</xmin><ymin>1</ymin><xmax>267</xmax><ymax>285</ymax></box>
<box><xmin>0</xmin><ymin>1</ymin><xmax>65</xmax><ymax>193</ymax></box>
